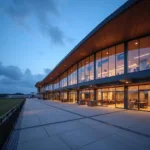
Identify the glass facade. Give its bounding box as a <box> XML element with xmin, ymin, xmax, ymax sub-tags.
<box><xmin>68</xmin><ymin>65</ymin><xmax>77</xmax><ymax>86</ymax></box>
<box><xmin>78</xmin><ymin>55</ymin><xmax>94</xmax><ymax>83</ymax></box>
<box><xmin>60</xmin><ymin>92</ymin><xmax>68</xmax><ymax>100</ymax></box>
<box><xmin>128</xmin><ymin>86</ymin><xmax>138</xmax><ymax>110</ymax></box>
<box><xmin>96</xmin><ymin>43</ymin><xmax>124</xmax><ymax>79</ymax></box>
<box><xmin>60</xmin><ymin>72</ymin><xmax>67</xmax><ymax>87</ymax></box>
<box><xmin>41</xmin><ymin>36</ymin><xmax>150</xmax><ymax>112</ymax></box>
<box><xmin>79</xmin><ymin>90</ymin><xmax>94</xmax><ymax>101</ymax></box>
<box><xmin>128</xmin><ymin>36</ymin><xmax>150</xmax><ymax>73</ymax></box>
<box><xmin>128</xmin><ymin>84</ymin><xmax>150</xmax><ymax>111</ymax></box>
<box><xmin>96</xmin><ymin>87</ymin><xmax>124</xmax><ymax>108</ymax></box>
<box><xmin>54</xmin><ymin>79</ymin><xmax>59</xmax><ymax>90</ymax></box>
<box><xmin>69</xmin><ymin>91</ymin><xmax>77</xmax><ymax>103</ymax></box>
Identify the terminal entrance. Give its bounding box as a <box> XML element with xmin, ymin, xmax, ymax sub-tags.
<box><xmin>69</xmin><ymin>91</ymin><xmax>77</xmax><ymax>103</ymax></box>
<box><xmin>102</xmin><ymin>91</ymin><xmax>115</xmax><ymax>107</ymax></box>
<box><xmin>97</xmin><ymin>87</ymin><xmax>124</xmax><ymax>108</ymax></box>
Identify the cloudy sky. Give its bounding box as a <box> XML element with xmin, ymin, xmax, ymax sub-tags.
<box><xmin>0</xmin><ymin>0</ymin><xmax>127</xmax><ymax>94</ymax></box>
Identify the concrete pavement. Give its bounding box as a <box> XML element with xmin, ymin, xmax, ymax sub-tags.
<box><xmin>5</xmin><ymin>98</ymin><xmax>150</xmax><ymax>150</ymax></box>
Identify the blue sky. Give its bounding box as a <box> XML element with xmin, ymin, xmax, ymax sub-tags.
<box><xmin>0</xmin><ymin>0</ymin><xmax>127</xmax><ymax>93</ymax></box>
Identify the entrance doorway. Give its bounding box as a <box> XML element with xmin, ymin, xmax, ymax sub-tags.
<box><xmin>102</xmin><ymin>92</ymin><xmax>115</xmax><ymax>107</ymax></box>
<box><xmin>96</xmin><ymin>87</ymin><xmax>124</xmax><ymax>108</ymax></box>
<box><xmin>69</xmin><ymin>92</ymin><xmax>77</xmax><ymax>103</ymax></box>
<box><xmin>139</xmin><ymin>90</ymin><xmax>150</xmax><ymax>111</ymax></box>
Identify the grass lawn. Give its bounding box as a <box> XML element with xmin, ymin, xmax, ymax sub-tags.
<box><xmin>0</xmin><ymin>98</ymin><xmax>24</xmax><ymax>117</ymax></box>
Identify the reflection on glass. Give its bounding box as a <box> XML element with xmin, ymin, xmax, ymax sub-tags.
<box><xmin>78</xmin><ymin>55</ymin><xmax>94</xmax><ymax>83</ymax></box>
<box><xmin>79</xmin><ymin>90</ymin><xmax>94</xmax><ymax>101</ymax></box>
<box><xmin>69</xmin><ymin>91</ymin><xmax>77</xmax><ymax>103</ymax></box>
<box><xmin>102</xmin><ymin>49</ymin><xmax>109</xmax><ymax>78</ymax></box>
<box><xmin>128</xmin><ymin>40</ymin><xmax>139</xmax><ymax>73</ymax></box>
<box><xmin>128</xmin><ymin>86</ymin><xmax>138</xmax><ymax>110</ymax></box>
<box><xmin>109</xmin><ymin>46</ymin><xmax>115</xmax><ymax>77</ymax></box>
<box><xmin>102</xmin><ymin>91</ymin><xmax>115</xmax><ymax>107</ymax></box>
<box><xmin>139</xmin><ymin>36</ymin><xmax>150</xmax><ymax>71</ymax></box>
<box><xmin>116</xmin><ymin>44</ymin><xmax>124</xmax><ymax>75</ymax></box>
<box><xmin>54</xmin><ymin>79</ymin><xmax>59</xmax><ymax>89</ymax></box>
<box><xmin>116</xmin><ymin>87</ymin><xmax>124</xmax><ymax>108</ymax></box>
<box><xmin>60</xmin><ymin>72</ymin><xmax>67</xmax><ymax>87</ymax></box>
<box><xmin>96</xmin><ymin>89</ymin><xmax>102</xmax><ymax>105</ymax></box>
<box><xmin>68</xmin><ymin>65</ymin><xmax>77</xmax><ymax>86</ymax></box>
<box><xmin>96</xmin><ymin>51</ymin><xmax>101</xmax><ymax>79</ymax></box>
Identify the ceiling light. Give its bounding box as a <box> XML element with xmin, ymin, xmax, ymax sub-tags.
<box><xmin>135</xmin><ymin>42</ymin><xmax>138</xmax><ymax>45</ymax></box>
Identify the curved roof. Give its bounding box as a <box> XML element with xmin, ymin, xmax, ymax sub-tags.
<box><xmin>36</xmin><ymin>0</ymin><xmax>150</xmax><ymax>87</ymax></box>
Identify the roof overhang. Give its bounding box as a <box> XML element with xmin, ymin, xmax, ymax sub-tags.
<box><xmin>36</xmin><ymin>0</ymin><xmax>150</xmax><ymax>87</ymax></box>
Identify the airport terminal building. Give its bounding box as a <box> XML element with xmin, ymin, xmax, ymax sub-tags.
<box><xmin>35</xmin><ymin>0</ymin><xmax>150</xmax><ymax>112</ymax></box>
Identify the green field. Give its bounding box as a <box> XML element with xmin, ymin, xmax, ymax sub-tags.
<box><xmin>0</xmin><ymin>99</ymin><xmax>24</xmax><ymax>117</ymax></box>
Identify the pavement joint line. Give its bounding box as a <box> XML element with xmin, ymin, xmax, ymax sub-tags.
<box><xmin>14</xmin><ymin>117</ymin><xmax>85</xmax><ymax>131</ymax></box>
<box><xmin>59</xmin><ymin>136</ymin><xmax>73</xmax><ymax>150</ymax></box>
<box><xmin>39</xmin><ymin>100</ymin><xmax>150</xmax><ymax>138</ymax></box>
<box><xmin>90</xmin><ymin>117</ymin><xmax>150</xmax><ymax>138</ymax></box>
<box><xmin>39</xmin><ymin>101</ymin><xmax>125</xmax><ymax>118</ymax></box>
<box><xmin>39</xmin><ymin>101</ymin><xmax>86</xmax><ymax>118</ymax></box>
<box><xmin>74</xmin><ymin>133</ymin><xmax>115</xmax><ymax>150</ymax></box>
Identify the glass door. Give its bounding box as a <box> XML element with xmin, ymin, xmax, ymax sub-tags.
<box><xmin>96</xmin><ymin>89</ymin><xmax>102</xmax><ymax>105</ymax></box>
<box><xmin>139</xmin><ymin>90</ymin><xmax>150</xmax><ymax>111</ymax></box>
<box><xmin>69</xmin><ymin>92</ymin><xmax>76</xmax><ymax>103</ymax></box>
<box><xmin>102</xmin><ymin>92</ymin><xmax>108</xmax><ymax>106</ymax></box>
<box><xmin>128</xmin><ymin>86</ymin><xmax>138</xmax><ymax>110</ymax></box>
<box><xmin>107</xmin><ymin>91</ymin><xmax>115</xmax><ymax>108</ymax></box>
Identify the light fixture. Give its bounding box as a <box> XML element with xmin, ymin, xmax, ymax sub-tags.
<box><xmin>126</xmin><ymin>81</ymin><xmax>128</xmax><ymax>84</ymax></box>
<box><xmin>135</xmin><ymin>42</ymin><xmax>138</xmax><ymax>45</ymax></box>
<box><xmin>106</xmin><ymin>52</ymin><xmax>108</xmax><ymax>54</ymax></box>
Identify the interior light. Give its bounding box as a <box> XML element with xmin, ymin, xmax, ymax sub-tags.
<box><xmin>135</xmin><ymin>42</ymin><xmax>138</xmax><ymax>45</ymax></box>
<box><xmin>134</xmin><ymin>53</ymin><xmax>150</xmax><ymax>59</ymax></box>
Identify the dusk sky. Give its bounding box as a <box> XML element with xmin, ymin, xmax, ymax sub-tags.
<box><xmin>0</xmin><ymin>0</ymin><xmax>127</xmax><ymax>94</ymax></box>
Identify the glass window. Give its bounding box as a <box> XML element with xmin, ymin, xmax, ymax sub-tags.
<box><xmin>109</xmin><ymin>46</ymin><xmax>116</xmax><ymax>77</ymax></box>
<box><xmin>79</xmin><ymin>90</ymin><xmax>94</xmax><ymax>101</ymax></box>
<box><xmin>128</xmin><ymin>86</ymin><xmax>138</xmax><ymax>110</ymax></box>
<box><xmin>78</xmin><ymin>55</ymin><xmax>94</xmax><ymax>83</ymax></box>
<box><xmin>116</xmin><ymin>44</ymin><xmax>124</xmax><ymax>75</ymax></box>
<box><xmin>81</xmin><ymin>60</ymin><xmax>85</xmax><ymax>83</ymax></box>
<box><xmin>116</xmin><ymin>87</ymin><xmax>124</xmax><ymax>108</ymax></box>
<box><xmin>128</xmin><ymin>40</ymin><xmax>139</xmax><ymax>73</ymax></box>
<box><xmin>89</xmin><ymin>55</ymin><xmax>94</xmax><ymax>80</ymax></box>
<box><xmin>102</xmin><ymin>49</ymin><xmax>109</xmax><ymax>78</ymax></box>
<box><xmin>85</xmin><ymin>57</ymin><xmax>89</xmax><ymax>82</ymax></box>
<box><xmin>96</xmin><ymin>51</ymin><xmax>101</xmax><ymax>79</ymax></box>
<box><xmin>139</xmin><ymin>36</ymin><xmax>150</xmax><ymax>71</ymax></box>
<box><xmin>60</xmin><ymin>72</ymin><xmax>67</xmax><ymax>87</ymax></box>
<box><xmin>78</xmin><ymin>62</ymin><xmax>82</xmax><ymax>83</ymax></box>
<box><xmin>68</xmin><ymin>65</ymin><xmax>77</xmax><ymax>86</ymax></box>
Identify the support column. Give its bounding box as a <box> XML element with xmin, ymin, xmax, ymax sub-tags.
<box><xmin>59</xmin><ymin>92</ymin><xmax>60</xmax><ymax>101</ymax></box>
<box><xmin>77</xmin><ymin>63</ymin><xmax>79</xmax><ymax>84</ymax></box>
<box><xmin>94</xmin><ymin>53</ymin><xmax>96</xmax><ymax>80</ymax></box>
<box><xmin>124</xmin><ymin>42</ymin><xmax>128</xmax><ymax>75</ymax></box>
<box><xmin>94</xmin><ymin>89</ymin><xmax>97</xmax><ymax>101</ymax></box>
<box><xmin>124</xmin><ymin>86</ymin><xmax>128</xmax><ymax>109</ymax></box>
<box><xmin>77</xmin><ymin>90</ymin><xmax>79</xmax><ymax>103</ymax></box>
<box><xmin>67</xmin><ymin>91</ymin><xmax>69</xmax><ymax>102</ymax></box>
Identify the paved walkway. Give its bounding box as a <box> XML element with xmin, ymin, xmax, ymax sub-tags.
<box><xmin>5</xmin><ymin>98</ymin><xmax>150</xmax><ymax>150</ymax></box>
